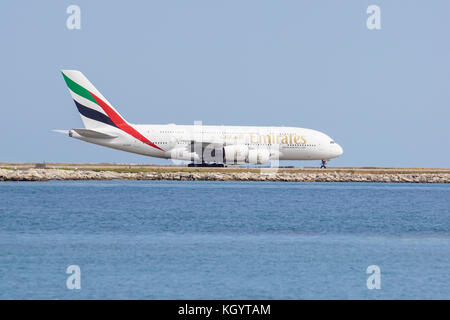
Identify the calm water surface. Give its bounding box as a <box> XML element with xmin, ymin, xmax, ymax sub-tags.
<box><xmin>0</xmin><ymin>181</ymin><xmax>449</xmax><ymax>299</ymax></box>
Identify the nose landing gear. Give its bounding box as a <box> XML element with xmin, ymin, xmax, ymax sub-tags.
<box><xmin>320</xmin><ymin>160</ymin><xmax>327</xmax><ymax>169</ymax></box>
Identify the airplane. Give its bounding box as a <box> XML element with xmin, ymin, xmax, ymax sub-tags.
<box><xmin>56</xmin><ymin>70</ymin><xmax>343</xmax><ymax>168</ymax></box>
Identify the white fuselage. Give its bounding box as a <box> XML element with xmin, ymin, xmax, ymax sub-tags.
<box><xmin>69</xmin><ymin>123</ymin><xmax>344</xmax><ymax>164</ymax></box>
<box><xmin>60</xmin><ymin>70</ymin><xmax>343</xmax><ymax>165</ymax></box>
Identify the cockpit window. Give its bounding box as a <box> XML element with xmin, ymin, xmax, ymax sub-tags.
<box><xmin>330</xmin><ymin>141</ymin><xmax>335</xmax><ymax>144</ymax></box>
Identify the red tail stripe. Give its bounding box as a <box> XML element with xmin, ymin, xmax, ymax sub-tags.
<box><xmin>88</xmin><ymin>91</ymin><xmax>164</xmax><ymax>152</ymax></box>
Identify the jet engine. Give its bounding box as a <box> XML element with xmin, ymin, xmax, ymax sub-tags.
<box><xmin>223</xmin><ymin>145</ymin><xmax>249</xmax><ymax>164</ymax></box>
<box><xmin>247</xmin><ymin>149</ymin><xmax>270</xmax><ymax>164</ymax></box>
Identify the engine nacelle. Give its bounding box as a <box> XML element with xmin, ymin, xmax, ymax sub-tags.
<box><xmin>223</xmin><ymin>145</ymin><xmax>248</xmax><ymax>164</ymax></box>
<box><xmin>248</xmin><ymin>149</ymin><xmax>270</xmax><ymax>164</ymax></box>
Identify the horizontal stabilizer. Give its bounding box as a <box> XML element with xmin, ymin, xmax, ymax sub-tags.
<box><xmin>72</xmin><ymin>128</ymin><xmax>118</xmax><ymax>139</ymax></box>
<box><xmin>52</xmin><ymin>129</ymin><xmax>69</xmax><ymax>134</ymax></box>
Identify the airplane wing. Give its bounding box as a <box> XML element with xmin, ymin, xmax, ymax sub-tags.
<box><xmin>176</xmin><ymin>139</ymin><xmax>227</xmax><ymax>153</ymax></box>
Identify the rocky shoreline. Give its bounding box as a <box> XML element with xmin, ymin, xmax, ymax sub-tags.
<box><xmin>1</xmin><ymin>168</ymin><xmax>449</xmax><ymax>183</ymax></box>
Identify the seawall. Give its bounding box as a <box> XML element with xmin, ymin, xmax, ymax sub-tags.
<box><xmin>1</xmin><ymin>165</ymin><xmax>450</xmax><ymax>183</ymax></box>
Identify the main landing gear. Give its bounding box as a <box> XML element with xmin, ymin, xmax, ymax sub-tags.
<box><xmin>320</xmin><ymin>160</ymin><xmax>327</xmax><ymax>169</ymax></box>
<box><xmin>188</xmin><ymin>162</ymin><xmax>225</xmax><ymax>168</ymax></box>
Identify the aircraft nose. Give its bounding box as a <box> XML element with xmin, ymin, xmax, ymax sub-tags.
<box><xmin>336</xmin><ymin>144</ymin><xmax>343</xmax><ymax>157</ymax></box>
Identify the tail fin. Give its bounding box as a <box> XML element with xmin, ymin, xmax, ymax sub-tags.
<box><xmin>61</xmin><ymin>70</ymin><xmax>127</xmax><ymax>129</ymax></box>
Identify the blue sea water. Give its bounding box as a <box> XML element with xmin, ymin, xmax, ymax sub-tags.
<box><xmin>0</xmin><ymin>181</ymin><xmax>449</xmax><ymax>299</ymax></box>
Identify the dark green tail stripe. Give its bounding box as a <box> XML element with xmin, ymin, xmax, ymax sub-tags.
<box><xmin>61</xmin><ymin>72</ymin><xmax>98</xmax><ymax>105</ymax></box>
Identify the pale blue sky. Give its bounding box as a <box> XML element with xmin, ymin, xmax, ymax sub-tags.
<box><xmin>1</xmin><ymin>1</ymin><xmax>449</xmax><ymax>167</ymax></box>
